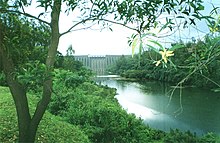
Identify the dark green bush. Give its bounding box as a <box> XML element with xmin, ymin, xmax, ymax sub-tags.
<box><xmin>0</xmin><ymin>86</ymin><xmax>91</xmax><ymax>143</ymax></box>
<box><xmin>62</xmin><ymin>92</ymin><xmax>154</xmax><ymax>143</ymax></box>
<box><xmin>53</xmin><ymin>69</ymin><xmax>87</xmax><ymax>89</ymax></box>
<box><xmin>200</xmin><ymin>133</ymin><xmax>219</xmax><ymax>143</ymax></box>
<box><xmin>48</xmin><ymin>82</ymin><xmax>158</xmax><ymax>143</ymax></box>
<box><xmin>0</xmin><ymin>72</ymin><xmax>7</xmax><ymax>86</ymax></box>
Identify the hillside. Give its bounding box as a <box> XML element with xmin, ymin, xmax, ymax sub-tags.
<box><xmin>0</xmin><ymin>86</ymin><xmax>91</xmax><ymax>143</ymax></box>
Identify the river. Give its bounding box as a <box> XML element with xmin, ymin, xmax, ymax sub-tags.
<box><xmin>96</xmin><ymin>75</ymin><xmax>220</xmax><ymax>136</ymax></box>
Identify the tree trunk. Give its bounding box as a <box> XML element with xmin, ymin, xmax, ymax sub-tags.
<box><xmin>27</xmin><ymin>0</ymin><xmax>61</xmax><ymax>141</ymax></box>
<box><xmin>0</xmin><ymin>19</ymin><xmax>32</xmax><ymax>142</ymax></box>
<box><xmin>0</xmin><ymin>0</ymin><xmax>61</xmax><ymax>142</ymax></box>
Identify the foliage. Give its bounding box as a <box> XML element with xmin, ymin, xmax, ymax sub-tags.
<box><xmin>0</xmin><ymin>72</ymin><xmax>7</xmax><ymax>86</ymax></box>
<box><xmin>49</xmin><ymin>75</ymin><xmax>219</xmax><ymax>142</ymax></box>
<box><xmin>13</xmin><ymin>58</ymin><xmax>92</xmax><ymax>93</ymax></box>
<box><xmin>15</xmin><ymin>61</ymin><xmax>47</xmax><ymax>92</ymax></box>
<box><xmin>1</xmin><ymin>74</ymin><xmax>219</xmax><ymax>142</ymax></box>
<box><xmin>53</xmin><ymin>69</ymin><xmax>88</xmax><ymax>89</ymax></box>
<box><xmin>0</xmin><ymin>13</ymin><xmax>50</xmax><ymax>67</ymax></box>
<box><xmin>0</xmin><ymin>86</ymin><xmax>91</xmax><ymax>143</ymax></box>
<box><xmin>48</xmin><ymin>69</ymin><xmax>92</xmax><ymax>115</ymax></box>
<box><xmin>48</xmin><ymin>76</ymin><xmax>220</xmax><ymax>143</ymax></box>
<box><xmin>200</xmin><ymin>133</ymin><xmax>220</xmax><ymax>143</ymax></box>
<box><xmin>0</xmin><ymin>0</ymin><xmax>216</xmax><ymax>142</ymax></box>
<box><xmin>49</xmin><ymin>81</ymin><xmax>157</xmax><ymax>143</ymax></box>
<box><xmin>109</xmin><ymin>34</ymin><xmax>220</xmax><ymax>89</ymax></box>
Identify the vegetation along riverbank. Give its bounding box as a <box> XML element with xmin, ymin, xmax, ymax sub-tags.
<box><xmin>107</xmin><ymin>34</ymin><xmax>220</xmax><ymax>92</ymax></box>
<box><xmin>1</xmin><ymin>65</ymin><xmax>220</xmax><ymax>142</ymax></box>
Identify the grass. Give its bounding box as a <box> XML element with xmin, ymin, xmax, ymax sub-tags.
<box><xmin>0</xmin><ymin>86</ymin><xmax>91</xmax><ymax>143</ymax></box>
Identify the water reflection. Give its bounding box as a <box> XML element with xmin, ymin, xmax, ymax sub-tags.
<box><xmin>98</xmin><ymin>77</ymin><xmax>220</xmax><ymax>136</ymax></box>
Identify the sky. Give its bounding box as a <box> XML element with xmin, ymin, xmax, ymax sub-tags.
<box><xmin>58</xmin><ymin>25</ymin><xmax>134</xmax><ymax>55</ymax></box>
<box><xmin>26</xmin><ymin>0</ymin><xmax>220</xmax><ymax>56</ymax></box>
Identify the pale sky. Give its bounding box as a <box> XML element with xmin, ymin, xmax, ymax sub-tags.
<box><xmin>25</xmin><ymin>0</ymin><xmax>220</xmax><ymax>56</ymax></box>
<box><xmin>58</xmin><ymin>25</ymin><xmax>134</xmax><ymax>55</ymax></box>
<box><xmin>57</xmin><ymin>0</ymin><xmax>220</xmax><ymax>56</ymax></box>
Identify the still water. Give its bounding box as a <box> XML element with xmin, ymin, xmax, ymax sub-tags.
<box><xmin>97</xmin><ymin>76</ymin><xmax>220</xmax><ymax>136</ymax></box>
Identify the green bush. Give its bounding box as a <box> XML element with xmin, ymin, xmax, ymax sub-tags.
<box><xmin>200</xmin><ymin>133</ymin><xmax>220</xmax><ymax>143</ymax></box>
<box><xmin>49</xmin><ymin>82</ymin><xmax>160</xmax><ymax>143</ymax></box>
<box><xmin>0</xmin><ymin>86</ymin><xmax>91</xmax><ymax>143</ymax></box>
<box><xmin>63</xmin><ymin>93</ymin><xmax>154</xmax><ymax>143</ymax></box>
<box><xmin>53</xmin><ymin>69</ymin><xmax>87</xmax><ymax>89</ymax></box>
<box><xmin>0</xmin><ymin>72</ymin><xmax>7</xmax><ymax>86</ymax></box>
<box><xmin>163</xmin><ymin>129</ymin><xmax>198</xmax><ymax>143</ymax></box>
<box><xmin>47</xmin><ymin>69</ymin><xmax>220</xmax><ymax>143</ymax></box>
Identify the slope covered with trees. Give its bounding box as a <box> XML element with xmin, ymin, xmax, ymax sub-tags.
<box><xmin>108</xmin><ymin>34</ymin><xmax>220</xmax><ymax>91</ymax></box>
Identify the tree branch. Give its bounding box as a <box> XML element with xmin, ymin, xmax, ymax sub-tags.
<box><xmin>99</xmin><ymin>18</ymin><xmax>139</xmax><ymax>32</ymax></box>
<box><xmin>60</xmin><ymin>17</ymin><xmax>96</xmax><ymax>37</ymax></box>
<box><xmin>70</xmin><ymin>23</ymin><xmax>97</xmax><ymax>32</ymax></box>
<box><xmin>0</xmin><ymin>9</ymin><xmax>50</xmax><ymax>26</ymax></box>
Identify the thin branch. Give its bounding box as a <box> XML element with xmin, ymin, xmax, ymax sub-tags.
<box><xmin>200</xmin><ymin>72</ymin><xmax>220</xmax><ymax>88</ymax></box>
<box><xmin>167</xmin><ymin>42</ymin><xmax>220</xmax><ymax>114</ymax></box>
<box><xmin>69</xmin><ymin>23</ymin><xmax>97</xmax><ymax>32</ymax></box>
<box><xmin>60</xmin><ymin>17</ymin><xmax>95</xmax><ymax>37</ymax></box>
<box><xmin>174</xmin><ymin>83</ymin><xmax>183</xmax><ymax>117</ymax></box>
<box><xmin>89</xmin><ymin>0</ymin><xmax>95</xmax><ymax>17</ymax></box>
<box><xmin>20</xmin><ymin>2</ymin><xmax>26</xmax><ymax>14</ymax></box>
<box><xmin>99</xmin><ymin>18</ymin><xmax>139</xmax><ymax>32</ymax></box>
<box><xmin>0</xmin><ymin>9</ymin><xmax>50</xmax><ymax>26</ymax></box>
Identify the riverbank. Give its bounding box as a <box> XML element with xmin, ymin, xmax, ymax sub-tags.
<box><xmin>1</xmin><ymin>85</ymin><xmax>219</xmax><ymax>142</ymax></box>
<box><xmin>107</xmin><ymin>36</ymin><xmax>220</xmax><ymax>91</ymax></box>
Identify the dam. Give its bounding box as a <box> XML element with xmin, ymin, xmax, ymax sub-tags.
<box><xmin>74</xmin><ymin>55</ymin><xmax>131</xmax><ymax>75</ymax></box>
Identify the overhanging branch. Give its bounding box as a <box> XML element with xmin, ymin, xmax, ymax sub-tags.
<box><xmin>60</xmin><ymin>17</ymin><xmax>96</xmax><ymax>37</ymax></box>
<box><xmin>60</xmin><ymin>17</ymin><xmax>140</xmax><ymax>37</ymax></box>
<box><xmin>0</xmin><ymin>9</ymin><xmax>50</xmax><ymax>26</ymax></box>
<box><xmin>99</xmin><ymin>18</ymin><xmax>139</xmax><ymax>32</ymax></box>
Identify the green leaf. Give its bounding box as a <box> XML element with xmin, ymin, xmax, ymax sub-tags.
<box><xmin>141</xmin><ymin>32</ymin><xmax>156</xmax><ymax>38</ymax></box>
<box><xmin>146</xmin><ymin>44</ymin><xmax>159</xmax><ymax>53</ymax></box>
<box><xmin>192</xmin><ymin>14</ymin><xmax>201</xmax><ymax>20</ymax></box>
<box><xmin>176</xmin><ymin>16</ymin><xmax>185</xmax><ymax>19</ymax></box>
<box><xmin>109</xmin><ymin>27</ymin><xmax>113</xmax><ymax>31</ymax></box>
<box><xmin>148</xmin><ymin>40</ymin><xmax>163</xmax><ymax>50</ymax></box>
<box><xmin>182</xmin><ymin>11</ymin><xmax>189</xmax><ymax>16</ymax></box>
<box><xmin>190</xmin><ymin>2</ymin><xmax>196</xmax><ymax>9</ymax></box>
<box><xmin>197</xmin><ymin>4</ymin><xmax>204</xmax><ymax>11</ymax></box>
<box><xmin>168</xmin><ymin>59</ymin><xmax>177</xmax><ymax>70</ymax></box>
<box><xmin>210</xmin><ymin>6</ymin><xmax>220</xmax><ymax>15</ymax></box>
<box><xmin>131</xmin><ymin>37</ymin><xmax>139</xmax><ymax>57</ymax></box>
<box><xmin>170</xmin><ymin>44</ymin><xmax>184</xmax><ymax>51</ymax></box>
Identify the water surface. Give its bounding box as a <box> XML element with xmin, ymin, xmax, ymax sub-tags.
<box><xmin>97</xmin><ymin>76</ymin><xmax>220</xmax><ymax>136</ymax></box>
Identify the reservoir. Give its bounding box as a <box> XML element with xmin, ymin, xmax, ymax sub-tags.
<box><xmin>96</xmin><ymin>76</ymin><xmax>220</xmax><ymax>136</ymax></box>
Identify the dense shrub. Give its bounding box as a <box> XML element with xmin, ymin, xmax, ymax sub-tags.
<box><xmin>0</xmin><ymin>72</ymin><xmax>7</xmax><ymax>86</ymax></box>
<box><xmin>53</xmin><ymin>69</ymin><xmax>87</xmax><ymax>89</ymax></box>
<box><xmin>0</xmin><ymin>86</ymin><xmax>91</xmax><ymax>143</ymax></box>
<box><xmin>49</xmin><ymin>82</ymin><xmax>158</xmax><ymax>143</ymax></box>
<box><xmin>48</xmin><ymin>73</ymin><xmax>220</xmax><ymax>143</ymax></box>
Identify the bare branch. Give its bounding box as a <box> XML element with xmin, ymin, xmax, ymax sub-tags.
<box><xmin>60</xmin><ymin>18</ymin><xmax>95</xmax><ymax>37</ymax></box>
<box><xmin>70</xmin><ymin>23</ymin><xmax>97</xmax><ymax>32</ymax></box>
<box><xmin>99</xmin><ymin>18</ymin><xmax>139</xmax><ymax>32</ymax></box>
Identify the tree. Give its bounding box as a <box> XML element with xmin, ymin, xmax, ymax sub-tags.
<box><xmin>0</xmin><ymin>0</ymin><xmax>208</xmax><ymax>142</ymax></box>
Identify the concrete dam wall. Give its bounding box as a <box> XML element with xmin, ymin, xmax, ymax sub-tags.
<box><xmin>74</xmin><ymin>55</ymin><xmax>130</xmax><ymax>75</ymax></box>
